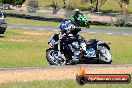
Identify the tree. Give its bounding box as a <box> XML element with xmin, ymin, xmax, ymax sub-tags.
<box><xmin>51</xmin><ymin>0</ymin><xmax>60</xmax><ymax>14</ymax></box>
<box><xmin>116</xmin><ymin>0</ymin><xmax>129</xmax><ymax>14</ymax></box>
<box><xmin>51</xmin><ymin>0</ymin><xmax>58</xmax><ymax>9</ymax></box>
<box><xmin>0</xmin><ymin>0</ymin><xmax>3</xmax><ymax>3</ymax></box>
<box><xmin>62</xmin><ymin>0</ymin><xmax>66</xmax><ymax>8</ymax></box>
<box><xmin>83</xmin><ymin>0</ymin><xmax>107</xmax><ymax>12</ymax></box>
<box><xmin>3</xmin><ymin>0</ymin><xmax>12</xmax><ymax>4</ymax></box>
<box><xmin>92</xmin><ymin>0</ymin><xmax>107</xmax><ymax>12</ymax></box>
<box><xmin>0</xmin><ymin>0</ymin><xmax>25</xmax><ymax>5</ymax></box>
<box><xmin>12</xmin><ymin>0</ymin><xmax>26</xmax><ymax>5</ymax></box>
<box><xmin>28</xmin><ymin>0</ymin><xmax>39</xmax><ymax>13</ymax></box>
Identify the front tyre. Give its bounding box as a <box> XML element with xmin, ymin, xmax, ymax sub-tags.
<box><xmin>0</xmin><ymin>28</ymin><xmax>6</xmax><ymax>34</ymax></box>
<box><xmin>46</xmin><ymin>49</ymin><xmax>66</xmax><ymax>65</ymax></box>
<box><xmin>86</xmin><ymin>22</ymin><xmax>90</xmax><ymax>28</ymax></box>
<box><xmin>98</xmin><ymin>46</ymin><xmax>112</xmax><ymax>64</ymax></box>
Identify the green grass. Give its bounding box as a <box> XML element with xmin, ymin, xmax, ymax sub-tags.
<box><xmin>0</xmin><ymin>28</ymin><xmax>132</xmax><ymax>67</ymax></box>
<box><xmin>6</xmin><ymin>17</ymin><xmax>58</xmax><ymax>27</ymax></box>
<box><xmin>6</xmin><ymin>17</ymin><xmax>132</xmax><ymax>29</ymax></box>
<box><xmin>0</xmin><ymin>29</ymin><xmax>55</xmax><ymax>67</ymax></box>
<box><xmin>101</xmin><ymin>0</ymin><xmax>132</xmax><ymax>13</ymax></box>
<box><xmin>100</xmin><ymin>0</ymin><xmax>119</xmax><ymax>12</ymax></box>
<box><xmin>0</xmin><ymin>80</ymin><xmax>132</xmax><ymax>88</ymax></box>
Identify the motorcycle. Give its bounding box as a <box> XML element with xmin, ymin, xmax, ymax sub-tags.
<box><xmin>0</xmin><ymin>11</ymin><xmax>7</xmax><ymax>37</ymax></box>
<box><xmin>70</xmin><ymin>15</ymin><xmax>90</xmax><ymax>28</ymax></box>
<box><xmin>46</xmin><ymin>28</ymin><xmax>112</xmax><ymax>65</ymax></box>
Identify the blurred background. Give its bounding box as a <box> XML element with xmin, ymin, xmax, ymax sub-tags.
<box><xmin>0</xmin><ymin>0</ymin><xmax>132</xmax><ymax>27</ymax></box>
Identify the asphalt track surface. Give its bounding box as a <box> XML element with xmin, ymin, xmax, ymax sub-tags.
<box><xmin>0</xmin><ymin>64</ymin><xmax>132</xmax><ymax>71</ymax></box>
<box><xmin>8</xmin><ymin>24</ymin><xmax>132</xmax><ymax>35</ymax></box>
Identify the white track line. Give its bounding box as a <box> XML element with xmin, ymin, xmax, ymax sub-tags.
<box><xmin>89</xmin><ymin>32</ymin><xmax>97</xmax><ymax>34</ymax></box>
<box><xmin>122</xmin><ymin>34</ymin><xmax>129</xmax><ymax>35</ymax></box>
<box><xmin>53</xmin><ymin>30</ymin><xmax>58</xmax><ymax>31</ymax></box>
<box><xmin>0</xmin><ymin>64</ymin><xmax>132</xmax><ymax>71</ymax></box>
<box><xmin>106</xmin><ymin>33</ymin><xmax>113</xmax><ymax>35</ymax></box>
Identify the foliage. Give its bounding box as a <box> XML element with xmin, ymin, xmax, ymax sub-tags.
<box><xmin>83</xmin><ymin>0</ymin><xmax>107</xmax><ymax>12</ymax></box>
<box><xmin>116</xmin><ymin>0</ymin><xmax>129</xmax><ymax>14</ymax></box>
<box><xmin>51</xmin><ymin>0</ymin><xmax>58</xmax><ymax>9</ymax></box>
<box><xmin>0</xmin><ymin>0</ymin><xmax>25</xmax><ymax>5</ymax></box>
<box><xmin>75</xmin><ymin>0</ymin><xmax>106</xmax><ymax>11</ymax></box>
<box><xmin>13</xmin><ymin>0</ymin><xmax>26</xmax><ymax>5</ymax></box>
<box><xmin>27</xmin><ymin>0</ymin><xmax>39</xmax><ymax>13</ymax></box>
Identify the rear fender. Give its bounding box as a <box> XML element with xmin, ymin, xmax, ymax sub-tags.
<box><xmin>97</xmin><ymin>41</ymin><xmax>110</xmax><ymax>50</ymax></box>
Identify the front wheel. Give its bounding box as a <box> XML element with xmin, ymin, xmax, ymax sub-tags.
<box><xmin>0</xmin><ymin>28</ymin><xmax>6</xmax><ymax>34</ymax></box>
<box><xmin>86</xmin><ymin>22</ymin><xmax>90</xmax><ymax>28</ymax></box>
<box><xmin>46</xmin><ymin>49</ymin><xmax>66</xmax><ymax>65</ymax></box>
<box><xmin>97</xmin><ymin>46</ymin><xmax>112</xmax><ymax>64</ymax></box>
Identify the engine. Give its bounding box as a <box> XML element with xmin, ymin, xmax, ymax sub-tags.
<box><xmin>85</xmin><ymin>47</ymin><xmax>96</xmax><ymax>58</ymax></box>
<box><xmin>69</xmin><ymin>41</ymin><xmax>96</xmax><ymax>58</ymax></box>
<box><xmin>68</xmin><ymin>41</ymin><xmax>81</xmax><ymax>57</ymax></box>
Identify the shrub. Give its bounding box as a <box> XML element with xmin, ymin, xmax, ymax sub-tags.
<box><xmin>27</xmin><ymin>0</ymin><xmax>39</xmax><ymax>13</ymax></box>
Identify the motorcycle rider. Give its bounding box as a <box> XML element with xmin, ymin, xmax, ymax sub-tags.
<box><xmin>73</xmin><ymin>9</ymin><xmax>83</xmax><ymax>26</ymax></box>
<box><xmin>59</xmin><ymin>20</ymin><xmax>86</xmax><ymax>63</ymax></box>
<box><xmin>59</xmin><ymin>20</ymin><xmax>73</xmax><ymax>35</ymax></box>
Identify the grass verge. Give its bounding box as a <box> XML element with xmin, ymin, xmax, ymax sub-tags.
<box><xmin>0</xmin><ymin>29</ymin><xmax>53</xmax><ymax>67</ymax></box>
<box><xmin>0</xmin><ymin>79</ymin><xmax>132</xmax><ymax>88</ymax></box>
<box><xmin>6</xmin><ymin>17</ymin><xmax>59</xmax><ymax>27</ymax></box>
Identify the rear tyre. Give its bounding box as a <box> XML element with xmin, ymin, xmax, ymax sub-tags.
<box><xmin>98</xmin><ymin>46</ymin><xmax>112</xmax><ymax>64</ymax></box>
<box><xmin>46</xmin><ymin>49</ymin><xmax>66</xmax><ymax>65</ymax></box>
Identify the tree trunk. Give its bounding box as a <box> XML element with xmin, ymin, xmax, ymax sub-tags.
<box><xmin>51</xmin><ymin>0</ymin><xmax>57</xmax><ymax>9</ymax></box>
<box><xmin>63</xmin><ymin>0</ymin><xmax>66</xmax><ymax>8</ymax></box>
<box><xmin>95</xmin><ymin>0</ymin><xmax>99</xmax><ymax>12</ymax></box>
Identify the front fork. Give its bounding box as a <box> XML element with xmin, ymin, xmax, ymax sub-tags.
<box><xmin>58</xmin><ymin>40</ymin><xmax>61</xmax><ymax>57</ymax></box>
<box><xmin>58</xmin><ymin>32</ymin><xmax>61</xmax><ymax>57</ymax></box>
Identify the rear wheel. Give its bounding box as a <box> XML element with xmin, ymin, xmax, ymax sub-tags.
<box><xmin>46</xmin><ymin>49</ymin><xmax>66</xmax><ymax>65</ymax></box>
<box><xmin>98</xmin><ymin>46</ymin><xmax>112</xmax><ymax>64</ymax></box>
